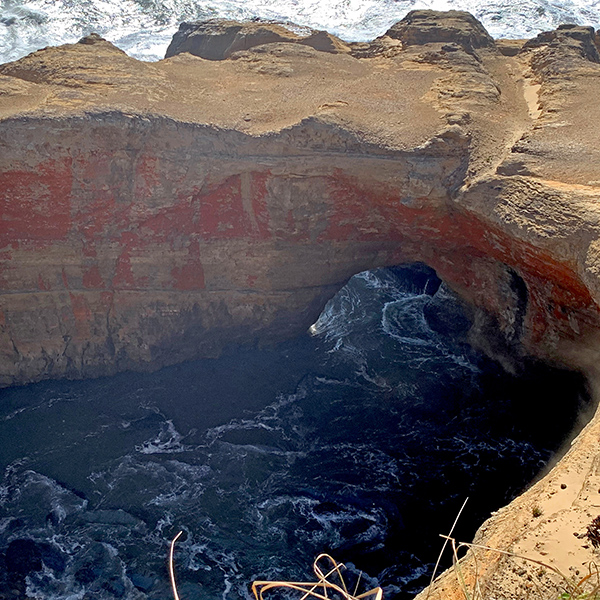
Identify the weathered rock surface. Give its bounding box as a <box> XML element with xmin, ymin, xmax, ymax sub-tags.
<box><xmin>2</xmin><ymin>12</ymin><xmax>600</xmax><ymax>594</ymax></box>
<box><xmin>3</xmin><ymin>11</ymin><xmax>598</xmax><ymax>387</ymax></box>
<box><xmin>385</xmin><ymin>9</ymin><xmax>496</xmax><ymax>54</ymax></box>
<box><xmin>165</xmin><ymin>19</ymin><xmax>350</xmax><ymax>60</ymax></box>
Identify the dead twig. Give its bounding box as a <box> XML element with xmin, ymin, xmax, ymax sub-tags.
<box><xmin>170</xmin><ymin>530</ymin><xmax>183</xmax><ymax>600</ymax></box>
<box><xmin>252</xmin><ymin>554</ymin><xmax>382</xmax><ymax>600</ymax></box>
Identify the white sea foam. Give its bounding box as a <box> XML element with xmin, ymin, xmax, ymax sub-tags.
<box><xmin>1</xmin><ymin>0</ymin><xmax>599</xmax><ymax>65</ymax></box>
<box><xmin>135</xmin><ymin>419</ymin><xmax>188</xmax><ymax>454</ymax></box>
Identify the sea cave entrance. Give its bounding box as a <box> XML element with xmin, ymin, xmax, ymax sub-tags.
<box><xmin>305</xmin><ymin>262</ymin><xmax>591</xmax><ymax>593</ymax></box>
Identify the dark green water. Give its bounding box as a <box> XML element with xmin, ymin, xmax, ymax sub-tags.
<box><xmin>0</xmin><ymin>266</ymin><xmax>588</xmax><ymax>600</ymax></box>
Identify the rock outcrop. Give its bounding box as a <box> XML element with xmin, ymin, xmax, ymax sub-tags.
<box><xmin>2</xmin><ymin>13</ymin><xmax>600</xmax><ymax>593</ymax></box>
<box><xmin>165</xmin><ymin>19</ymin><xmax>350</xmax><ymax>59</ymax></box>
<box><xmin>385</xmin><ymin>9</ymin><xmax>496</xmax><ymax>53</ymax></box>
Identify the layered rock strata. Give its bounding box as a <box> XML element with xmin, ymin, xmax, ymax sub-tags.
<box><xmin>2</xmin><ymin>14</ymin><xmax>600</xmax><ymax>593</ymax></box>
<box><xmin>3</xmin><ymin>11</ymin><xmax>600</xmax><ymax>388</ymax></box>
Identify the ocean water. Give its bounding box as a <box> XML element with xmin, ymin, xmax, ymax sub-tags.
<box><xmin>0</xmin><ymin>266</ymin><xmax>589</xmax><ymax>599</ymax></box>
<box><xmin>0</xmin><ymin>0</ymin><xmax>599</xmax><ymax>62</ymax></box>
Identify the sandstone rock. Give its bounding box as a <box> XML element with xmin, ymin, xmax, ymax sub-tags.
<box><xmin>423</xmin><ymin>283</ymin><xmax>472</xmax><ymax>338</ymax></box>
<box><xmin>164</xmin><ymin>19</ymin><xmax>350</xmax><ymax>60</ymax></box>
<box><xmin>522</xmin><ymin>23</ymin><xmax>600</xmax><ymax>75</ymax></box>
<box><xmin>3</xmin><ymin>14</ymin><xmax>600</xmax><ymax>594</ymax></box>
<box><xmin>0</xmin><ymin>10</ymin><xmax>596</xmax><ymax>385</ymax></box>
<box><xmin>77</xmin><ymin>32</ymin><xmax>112</xmax><ymax>46</ymax></box>
<box><xmin>0</xmin><ymin>33</ymin><xmax>166</xmax><ymax>99</ymax></box>
<box><xmin>385</xmin><ymin>10</ymin><xmax>496</xmax><ymax>55</ymax></box>
<box><xmin>498</xmin><ymin>23</ymin><xmax>600</xmax><ymax>184</ymax></box>
<box><xmin>298</xmin><ymin>29</ymin><xmax>350</xmax><ymax>54</ymax></box>
<box><xmin>495</xmin><ymin>38</ymin><xmax>526</xmax><ymax>56</ymax></box>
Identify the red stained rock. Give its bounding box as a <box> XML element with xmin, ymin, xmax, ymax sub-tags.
<box><xmin>171</xmin><ymin>241</ymin><xmax>205</xmax><ymax>290</ymax></box>
<box><xmin>0</xmin><ymin>10</ymin><xmax>599</xmax><ymax>393</ymax></box>
<box><xmin>83</xmin><ymin>266</ymin><xmax>104</xmax><ymax>289</ymax></box>
<box><xmin>0</xmin><ymin>158</ymin><xmax>72</xmax><ymax>249</ymax></box>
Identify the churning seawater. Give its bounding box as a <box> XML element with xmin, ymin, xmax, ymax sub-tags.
<box><xmin>0</xmin><ymin>266</ymin><xmax>588</xmax><ymax>599</ymax></box>
<box><xmin>1</xmin><ymin>0</ymin><xmax>600</xmax><ymax>62</ymax></box>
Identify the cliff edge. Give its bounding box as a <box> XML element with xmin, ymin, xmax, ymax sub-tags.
<box><xmin>2</xmin><ymin>11</ymin><xmax>600</xmax><ymax>596</ymax></box>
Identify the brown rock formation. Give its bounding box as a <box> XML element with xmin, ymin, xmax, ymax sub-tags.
<box><xmin>2</xmin><ymin>12</ymin><xmax>600</xmax><ymax>593</ymax></box>
<box><xmin>165</xmin><ymin>19</ymin><xmax>350</xmax><ymax>60</ymax></box>
<box><xmin>4</xmin><ymin>11</ymin><xmax>598</xmax><ymax>386</ymax></box>
<box><xmin>414</xmin><ymin>20</ymin><xmax>600</xmax><ymax>600</ymax></box>
<box><xmin>0</xmin><ymin>13</ymin><xmax>598</xmax><ymax>378</ymax></box>
<box><xmin>385</xmin><ymin>9</ymin><xmax>496</xmax><ymax>53</ymax></box>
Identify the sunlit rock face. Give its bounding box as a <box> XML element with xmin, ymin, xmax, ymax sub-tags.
<box><xmin>1</xmin><ymin>11</ymin><xmax>600</xmax><ymax>388</ymax></box>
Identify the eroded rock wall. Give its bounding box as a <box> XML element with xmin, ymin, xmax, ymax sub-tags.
<box><xmin>0</xmin><ymin>11</ymin><xmax>599</xmax><ymax>393</ymax></box>
<box><xmin>0</xmin><ymin>112</ymin><xmax>469</xmax><ymax>385</ymax></box>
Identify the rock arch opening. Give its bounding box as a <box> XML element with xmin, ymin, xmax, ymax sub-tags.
<box><xmin>307</xmin><ymin>262</ymin><xmax>591</xmax><ymax>595</ymax></box>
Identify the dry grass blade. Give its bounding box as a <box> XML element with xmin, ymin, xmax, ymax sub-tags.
<box><xmin>252</xmin><ymin>554</ymin><xmax>383</xmax><ymax>600</ymax></box>
<box><xmin>441</xmin><ymin>536</ymin><xmax>572</xmax><ymax>587</ymax></box>
<box><xmin>168</xmin><ymin>535</ymin><xmax>378</xmax><ymax>600</ymax></box>
<box><xmin>168</xmin><ymin>540</ymin><xmax>379</xmax><ymax>600</ymax></box>
<box><xmin>426</xmin><ymin>497</ymin><xmax>469</xmax><ymax>600</ymax></box>
<box><xmin>170</xmin><ymin>530</ymin><xmax>184</xmax><ymax>600</ymax></box>
<box><xmin>436</xmin><ymin>535</ymin><xmax>600</xmax><ymax>600</ymax></box>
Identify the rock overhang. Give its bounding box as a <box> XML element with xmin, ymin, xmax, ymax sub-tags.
<box><xmin>0</xmin><ymin>10</ymin><xmax>599</xmax><ymax>381</ymax></box>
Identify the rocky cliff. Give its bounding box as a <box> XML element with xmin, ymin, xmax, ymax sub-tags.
<box><xmin>2</xmin><ymin>12</ymin><xmax>600</xmax><ymax>594</ymax></box>
<box><xmin>2</xmin><ymin>11</ymin><xmax>599</xmax><ymax>386</ymax></box>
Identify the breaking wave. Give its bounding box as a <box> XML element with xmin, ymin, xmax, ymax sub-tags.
<box><xmin>1</xmin><ymin>0</ymin><xmax>599</xmax><ymax>63</ymax></box>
